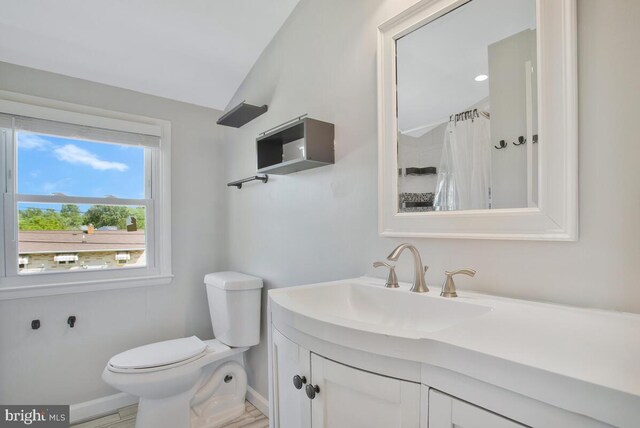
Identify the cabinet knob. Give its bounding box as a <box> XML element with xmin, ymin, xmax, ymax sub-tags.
<box><xmin>305</xmin><ymin>384</ymin><xmax>320</xmax><ymax>399</ymax></box>
<box><xmin>292</xmin><ymin>375</ymin><xmax>307</xmax><ymax>390</ymax></box>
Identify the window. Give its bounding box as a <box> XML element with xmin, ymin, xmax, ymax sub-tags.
<box><xmin>18</xmin><ymin>256</ymin><xmax>28</xmax><ymax>269</ymax></box>
<box><xmin>115</xmin><ymin>252</ymin><xmax>131</xmax><ymax>261</ymax></box>
<box><xmin>0</xmin><ymin>93</ymin><xmax>172</xmax><ymax>298</ymax></box>
<box><xmin>54</xmin><ymin>254</ymin><xmax>79</xmax><ymax>264</ymax></box>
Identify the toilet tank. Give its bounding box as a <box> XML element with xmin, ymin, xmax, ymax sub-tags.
<box><xmin>204</xmin><ymin>272</ymin><xmax>263</xmax><ymax>347</ymax></box>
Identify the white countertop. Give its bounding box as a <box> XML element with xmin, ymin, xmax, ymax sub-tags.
<box><xmin>269</xmin><ymin>276</ymin><xmax>640</xmax><ymax>427</ymax></box>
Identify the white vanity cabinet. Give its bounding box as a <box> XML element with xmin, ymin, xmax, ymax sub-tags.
<box><xmin>268</xmin><ymin>277</ymin><xmax>638</xmax><ymax>427</ymax></box>
<box><xmin>269</xmin><ymin>323</ymin><xmax>615</xmax><ymax>428</ymax></box>
<box><xmin>271</xmin><ymin>328</ymin><xmax>310</xmax><ymax>428</ymax></box>
<box><xmin>310</xmin><ymin>353</ymin><xmax>421</xmax><ymax>427</ymax></box>
<box><xmin>271</xmin><ymin>328</ymin><xmax>421</xmax><ymax>428</ymax></box>
<box><xmin>428</xmin><ymin>389</ymin><xmax>526</xmax><ymax>428</ymax></box>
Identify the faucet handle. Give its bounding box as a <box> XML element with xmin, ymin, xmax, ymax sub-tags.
<box><xmin>373</xmin><ymin>261</ymin><xmax>399</xmax><ymax>288</ymax></box>
<box><xmin>441</xmin><ymin>268</ymin><xmax>476</xmax><ymax>298</ymax></box>
<box><xmin>446</xmin><ymin>268</ymin><xmax>475</xmax><ymax>277</ymax></box>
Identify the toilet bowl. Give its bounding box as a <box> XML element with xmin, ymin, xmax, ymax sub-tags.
<box><xmin>102</xmin><ymin>272</ymin><xmax>263</xmax><ymax>428</ymax></box>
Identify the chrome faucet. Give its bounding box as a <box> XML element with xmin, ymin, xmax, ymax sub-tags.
<box><xmin>386</xmin><ymin>243</ymin><xmax>429</xmax><ymax>292</ymax></box>
<box><xmin>440</xmin><ymin>269</ymin><xmax>476</xmax><ymax>298</ymax></box>
<box><xmin>373</xmin><ymin>261</ymin><xmax>399</xmax><ymax>288</ymax></box>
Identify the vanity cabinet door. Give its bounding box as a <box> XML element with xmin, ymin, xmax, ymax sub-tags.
<box><xmin>429</xmin><ymin>389</ymin><xmax>527</xmax><ymax>428</ymax></box>
<box><xmin>271</xmin><ymin>329</ymin><xmax>311</xmax><ymax>428</ymax></box>
<box><xmin>310</xmin><ymin>353</ymin><xmax>421</xmax><ymax>428</ymax></box>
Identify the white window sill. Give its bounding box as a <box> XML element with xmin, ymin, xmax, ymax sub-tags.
<box><xmin>0</xmin><ymin>274</ymin><xmax>174</xmax><ymax>300</ymax></box>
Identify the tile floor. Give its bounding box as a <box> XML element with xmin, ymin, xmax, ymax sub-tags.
<box><xmin>72</xmin><ymin>401</ymin><xmax>268</xmax><ymax>428</ymax></box>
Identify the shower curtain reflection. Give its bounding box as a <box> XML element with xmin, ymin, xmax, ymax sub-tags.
<box><xmin>433</xmin><ymin>113</ymin><xmax>491</xmax><ymax>210</ymax></box>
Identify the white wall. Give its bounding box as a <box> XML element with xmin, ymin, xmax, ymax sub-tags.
<box><xmin>225</xmin><ymin>0</ymin><xmax>640</xmax><ymax>399</ymax></box>
<box><xmin>489</xmin><ymin>29</ymin><xmax>537</xmax><ymax>209</ymax></box>
<box><xmin>0</xmin><ymin>62</ymin><xmax>227</xmax><ymax>404</ymax></box>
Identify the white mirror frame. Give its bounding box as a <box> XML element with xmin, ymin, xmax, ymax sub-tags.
<box><xmin>378</xmin><ymin>0</ymin><xmax>577</xmax><ymax>241</ymax></box>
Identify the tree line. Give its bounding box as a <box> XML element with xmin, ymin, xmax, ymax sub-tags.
<box><xmin>19</xmin><ymin>205</ymin><xmax>145</xmax><ymax>231</ymax></box>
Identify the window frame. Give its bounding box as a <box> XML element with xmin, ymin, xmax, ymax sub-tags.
<box><xmin>0</xmin><ymin>90</ymin><xmax>172</xmax><ymax>299</ymax></box>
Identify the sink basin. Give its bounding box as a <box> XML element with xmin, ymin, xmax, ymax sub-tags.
<box><xmin>271</xmin><ymin>280</ymin><xmax>492</xmax><ymax>338</ymax></box>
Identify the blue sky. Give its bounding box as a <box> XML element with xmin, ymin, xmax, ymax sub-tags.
<box><xmin>17</xmin><ymin>132</ymin><xmax>145</xmax><ymax>201</ymax></box>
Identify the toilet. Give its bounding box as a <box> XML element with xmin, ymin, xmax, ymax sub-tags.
<box><xmin>102</xmin><ymin>272</ymin><xmax>263</xmax><ymax>428</ymax></box>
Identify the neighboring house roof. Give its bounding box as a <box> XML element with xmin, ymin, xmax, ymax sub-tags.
<box><xmin>19</xmin><ymin>230</ymin><xmax>145</xmax><ymax>254</ymax></box>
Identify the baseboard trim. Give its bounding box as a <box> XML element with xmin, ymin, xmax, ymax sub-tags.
<box><xmin>246</xmin><ymin>385</ymin><xmax>269</xmax><ymax>417</ymax></box>
<box><xmin>70</xmin><ymin>392</ymin><xmax>138</xmax><ymax>424</ymax></box>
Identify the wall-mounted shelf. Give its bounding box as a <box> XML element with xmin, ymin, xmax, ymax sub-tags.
<box><xmin>227</xmin><ymin>175</ymin><xmax>268</xmax><ymax>189</ymax></box>
<box><xmin>405</xmin><ymin>167</ymin><xmax>437</xmax><ymax>176</ymax></box>
<box><xmin>216</xmin><ymin>101</ymin><xmax>268</xmax><ymax>128</ymax></box>
<box><xmin>257</xmin><ymin>117</ymin><xmax>334</xmax><ymax>175</ymax></box>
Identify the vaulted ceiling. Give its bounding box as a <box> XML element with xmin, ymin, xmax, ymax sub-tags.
<box><xmin>0</xmin><ymin>0</ymin><xmax>300</xmax><ymax>110</ymax></box>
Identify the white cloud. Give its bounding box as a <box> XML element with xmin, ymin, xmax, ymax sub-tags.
<box><xmin>53</xmin><ymin>144</ymin><xmax>128</xmax><ymax>172</ymax></box>
<box><xmin>42</xmin><ymin>178</ymin><xmax>72</xmax><ymax>194</ymax></box>
<box><xmin>18</xmin><ymin>133</ymin><xmax>53</xmax><ymax>150</ymax></box>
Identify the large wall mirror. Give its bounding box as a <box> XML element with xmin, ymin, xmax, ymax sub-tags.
<box><xmin>378</xmin><ymin>0</ymin><xmax>577</xmax><ymax>240</ymax></box>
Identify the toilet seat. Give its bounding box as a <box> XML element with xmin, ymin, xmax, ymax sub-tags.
<box><xmin>108</xmin><ymin>336</ymin><xmax>209</xmax><ymax>373</ymax></box>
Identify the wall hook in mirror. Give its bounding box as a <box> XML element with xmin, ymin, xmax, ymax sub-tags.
<box><xmin>532</xmin><ymin>134</ymin><xmax>539</xmax><ymax>144</ymax></box>
<box><xmin>494</xmin><ymin>140</ymin><xmax>508</xmax><ymax>150</ymax></box>
<box><xmin>513</xmin><ymin>136</ymin><xmax>526</xmax><ymax>146</ymax></box>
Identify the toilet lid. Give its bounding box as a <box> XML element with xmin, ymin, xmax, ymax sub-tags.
<box><xmin>109</xmin><ymin>336</ymin><xmax>207</xmax><ymax>370</ymax></box>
